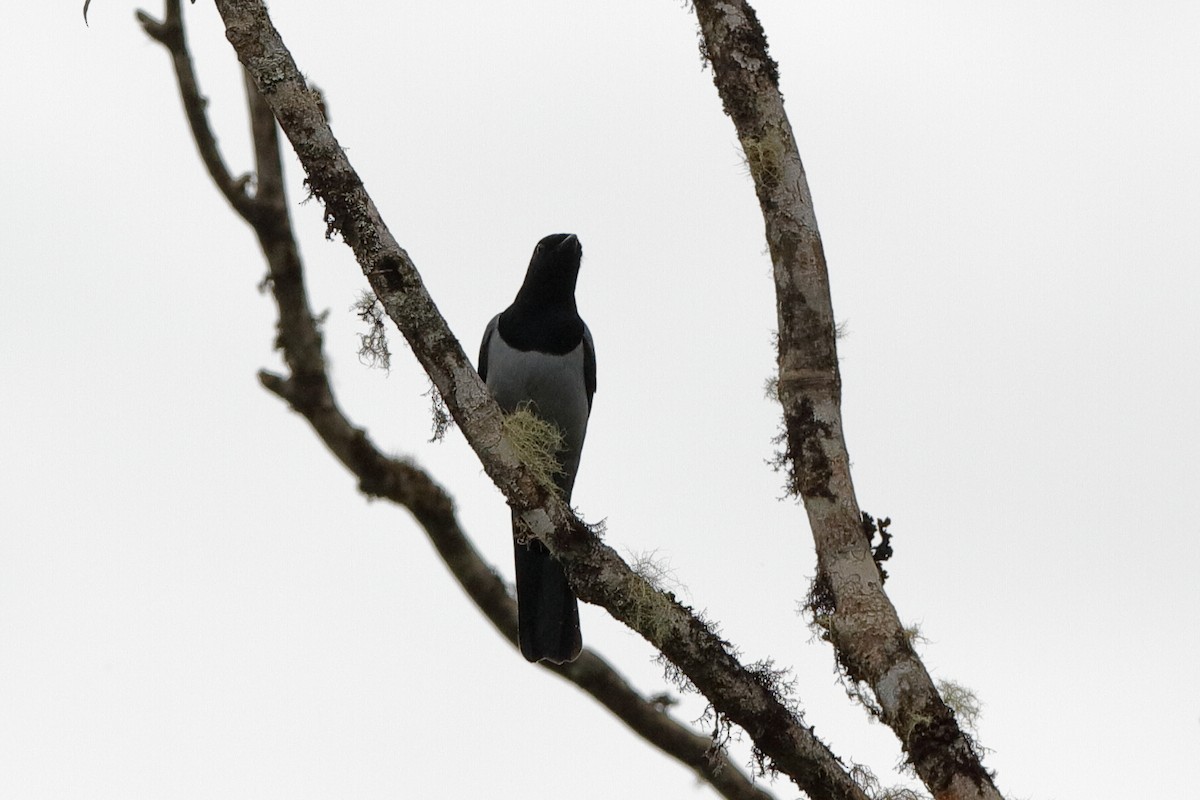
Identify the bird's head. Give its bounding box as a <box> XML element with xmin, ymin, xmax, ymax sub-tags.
<box><xmin>530</xmin><ymin>233</ymin><xmax>582</xmax><ymax>270</ymax></box>
<box><xmin>517</xmin><ymin>233</ymin><xmax>583</xmax><ymax>304</ymax></box>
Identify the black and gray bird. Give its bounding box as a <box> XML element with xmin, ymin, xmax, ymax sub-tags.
<box><xmin>478</xmin><ymin>233</ymin><xmax>595</xmax><ymax>664</ymax></box>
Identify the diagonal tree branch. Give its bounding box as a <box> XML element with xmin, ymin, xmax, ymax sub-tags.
<box><xmin>136</xmin><ymin>4</ymin><xmax>775</xmax><ymax>798</ymax></box>
<box><xmin>690</xmin><ymin>2</ymin><xmax>1003</xmax><ymax>799</ymax></box>
<box><xmin>202</xmin><ymin>1</ymin><xmax>871</xmax><ymax>797</ymax></box>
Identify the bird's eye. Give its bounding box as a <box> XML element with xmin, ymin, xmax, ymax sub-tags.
<box><xmin>534</xmin><ymin>243</ymin><xmax>545</xmax><ymax>255</ymax></box>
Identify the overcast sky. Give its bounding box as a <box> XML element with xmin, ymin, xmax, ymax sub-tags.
<box><xmin>3</xmin><ymin>2</ymin><xmax>1198</xmax><ymax>798</ymax></box>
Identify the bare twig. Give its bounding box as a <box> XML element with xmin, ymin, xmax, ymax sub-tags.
<box><xmin>136</xmin><ymin>2</ymin><xmax>256</xmax><ymax>219</ymax></box>
<box><xmin>88</xmin><ymin>0</ymin><xmax>193</xmax><ymax>26</ymax></box>
<box><xmin>691</xmin><ymin>2</ymin><xmax>1002</xmax><ymax>799</ymax></box>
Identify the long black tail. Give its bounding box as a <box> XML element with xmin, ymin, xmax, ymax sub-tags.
<box><xmin>514</xmin><ymin>537</ymin><xmax>582</xmax><ymax>664</ymax></box>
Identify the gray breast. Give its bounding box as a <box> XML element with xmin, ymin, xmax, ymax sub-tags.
<box><xmin>485</xmin><ymin>330</ymin><xmax>591</xmax><ymax>493</ymax></box>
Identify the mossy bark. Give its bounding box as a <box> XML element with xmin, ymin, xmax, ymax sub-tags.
<box><xmin>692</xmin><ymin>2</ymin><xmax>1002</xmax><ymax>798</ymax></box>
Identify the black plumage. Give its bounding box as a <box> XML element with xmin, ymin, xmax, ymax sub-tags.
<box><xmin>478</xmin><ymin>233</ymin><xmax>595</xmax><ymax>664</ymax></box>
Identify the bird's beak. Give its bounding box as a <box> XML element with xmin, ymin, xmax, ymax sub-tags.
<box><xmin>560</xmin><ymin>233</ymin><xmax>579</xmax><ymax>252</ymax></box>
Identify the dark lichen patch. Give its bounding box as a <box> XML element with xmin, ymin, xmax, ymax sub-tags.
<box><xmin>804</xmin><ymin>571</ymin><xmax>879</xmax><ymax>691</ymax></box>
<box><xmin>804</xmin><ymin>571</ymin><xmax>836</xmax><ymax>638</ymax></box>
<box><xmin>735</xmin><ymin>4</ymin><xmax>780</xmax><ymax>86</ymax></box>
<box><xmin>695</xmin><ymin>2</ymin><xmax>780</xmax><ymax>139</ymax></box>
<box><xmin>770</xmin><ymin>397</ymin><xmax>835</xmax><ymax>499</ymax></box>
<box><xmin>747</xmin><ymin>659</ymin><xmax>801</xmax><ymax>717</ymax></box>
<box><xmin>860</xmin><ymin>512</ymin><xmax>894</xmax><ymax>583</ymax></box>
<box><xmin>907</xmin><ymin>711</ymin><xmax>995</xmax><ymax>794</ymax></box>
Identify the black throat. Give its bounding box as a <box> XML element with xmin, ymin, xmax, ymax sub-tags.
<box><xmin>498</xmin><ymin>234</ymin><xmax>585</xmax><ymax>355</ymax></box>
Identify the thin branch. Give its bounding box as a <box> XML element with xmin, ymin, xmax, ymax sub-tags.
<box><xmin>138</xmin><ymin>6</ymin><xmax>775</xmax><ymax>798</ymax></box>
<box><xmin>691</xmin><ymin>2</ymin><xmax>1002</xmax><ymax>799</ymax></box>
<box><xmin>205</xmin><ymin>2</ymin><xmax>870</xmax><ymax>798</ymax></box>
<box><xmin>137</xmin><ymin>0</ymin><xmax>258</xmax><ymax>220</ymax></box>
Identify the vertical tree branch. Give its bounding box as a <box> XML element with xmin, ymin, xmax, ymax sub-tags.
<box><xmin>690</xmin><ymin>2</ymin><xmax>1002</xmax><ymax>799</ymax></box>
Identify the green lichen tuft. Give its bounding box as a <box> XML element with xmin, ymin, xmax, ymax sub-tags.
<box><xmin>741</xmin><ymin>129</ymin><xmax>787</xmax><ymax>187</ymax></box>
<box><xmin>937</xmin><ymin>679</ymin><xmax>983</xmax><ymax>737</ymax></box>
<box><xmin>503</xmin><ymin>404</ymin><xmax>565</xmax><ymax>490</ymax></box>
<box><xmin>624</xmin><ymin>570</ymin><xmax>679</xmax><ymax>643</ymax></box>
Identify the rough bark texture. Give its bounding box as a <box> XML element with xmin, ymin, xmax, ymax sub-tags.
<box><xmin>691</xmin><ymin>2</ymin><xmax>1003</xmax><ymax>799</ymax></box>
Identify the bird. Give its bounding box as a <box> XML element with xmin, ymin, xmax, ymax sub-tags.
<box><xmin>478</xmin><ymin>233</ymin><xmax>595</xmax><ymax>664</ymax></box>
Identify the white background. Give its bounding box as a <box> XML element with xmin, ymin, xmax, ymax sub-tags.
<box><xmin>3</xmin><ymin>2</ymin><xmax>1198</xmax><ymax>798</ymax></box>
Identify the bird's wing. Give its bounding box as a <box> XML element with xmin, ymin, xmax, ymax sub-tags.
<box><xmin>583</xmin><ymin>324</ymin><xmax>597</xmax><ymax>410</ymax></box>
<box><xmin>478</xmin><ymin>313</ymin><xmax>501</xmax><ymax>382</ymax></box>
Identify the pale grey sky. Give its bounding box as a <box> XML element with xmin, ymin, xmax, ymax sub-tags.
<box><xmin>3</xmin><ymin>2</ymin><xmax>1198</xmax><ymax>798</ymax></box>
